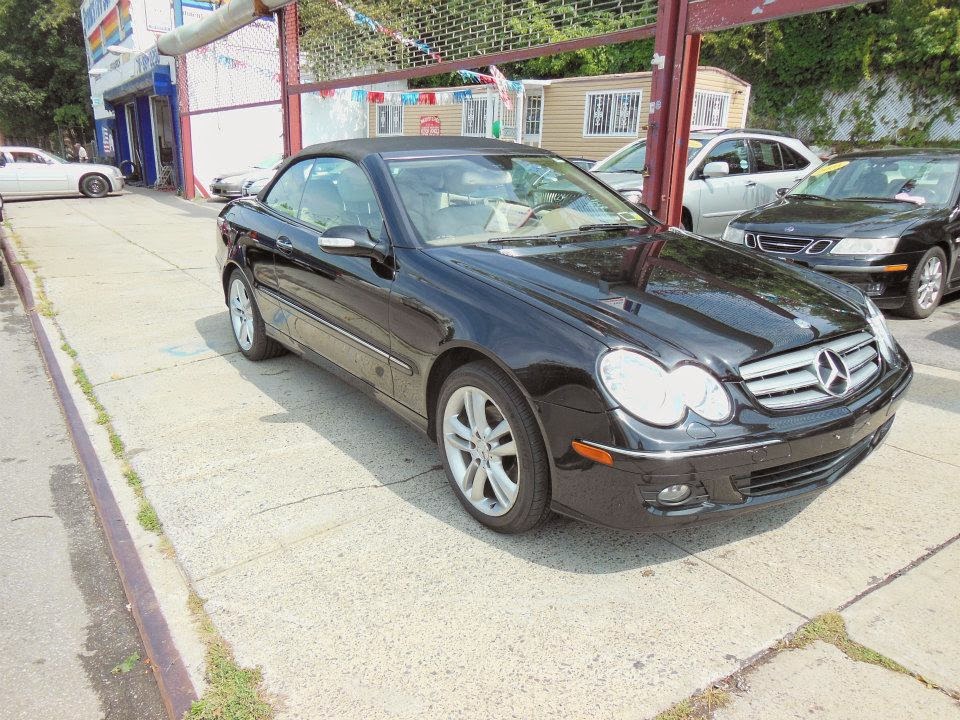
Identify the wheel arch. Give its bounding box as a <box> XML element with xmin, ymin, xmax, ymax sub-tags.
<box><xmin>424</xmin><ymin>342</ymin><xmax>550</xmax><ymax>450</ymax></box>
<box><xmin>78</xmin><ymin>171</ymin><xmax>110</xmax><ymax>193</ymax></box>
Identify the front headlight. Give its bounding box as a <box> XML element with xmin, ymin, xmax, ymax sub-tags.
<box><xmin>622</xmin><ymin>190</ymin><xmax>643</xmax><ymax>205</ymax></box>
<box><xmin>599</xmin><ymin>350</ymin><xmax>732</xmax><ymax>426</ymax></box>
<box><xmin>832</xmin><ymin>237</ymin><xmax>900</xmax><ymax>255</ymax></box>
<box><xmin>722</xmin><ymin>225</ymin><xmax>746</xmax><ymax>244</ymax></box>
<box><xmin>865</xmin><ymin>297</ymin><xmax>900</xmax><ymax>367</ymax></box>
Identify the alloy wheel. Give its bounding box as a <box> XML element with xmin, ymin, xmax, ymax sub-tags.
<box><xmin>917</xmin><ymin>256</ymin><xmax>943</xmax><ymax>310</ymax></box>
<box><xmin>229</xmin><ymin>278</ymin><xmax>255</xmax><ymax>350</ymax></box>
<box><xmin>442</xmin><ymin>386</ymin><xmax>519</xmax><ymax>517</ymax></box>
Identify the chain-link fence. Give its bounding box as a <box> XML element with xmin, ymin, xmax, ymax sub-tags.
<box><xmin>298</xmin><ymin>0</ymin><xmax>659</xmax><ymax>83</ymax></box>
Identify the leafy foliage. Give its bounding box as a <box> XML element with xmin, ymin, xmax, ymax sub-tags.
<box><xmin>698</xmin><ymin>0</ymin><xmax>960</xmax><ymax>142</ymax></box>
<box><xmin>0</xmin><ymin>0</ymin><xmax>91</xmax><ymax>140</ymax></box>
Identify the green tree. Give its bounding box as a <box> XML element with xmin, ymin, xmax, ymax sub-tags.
<box><xmin>0</xmin><ymin>0</ymin><xmax>92</xmax><ymax>142</ymax></box>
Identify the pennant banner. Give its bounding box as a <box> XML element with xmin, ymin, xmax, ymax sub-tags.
<box><xmin>327</xmin><ymin>0</ymin><xmax>441</xmax><ymax>62</ymax></box>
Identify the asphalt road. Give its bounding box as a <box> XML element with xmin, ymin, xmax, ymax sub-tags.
<box><xmin>887</xmin><ymin>290</ymin><xmax>960</xmax><ymax>372</ymax></box>
<box><xmin>0</xmin><ymin>272</ymin><xmax>165</xmax><ymax>719</ymax></box>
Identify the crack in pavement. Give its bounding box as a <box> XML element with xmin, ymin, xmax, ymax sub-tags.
<box><xmin>252</xmin><ymin>464</ymin><xmax>443</xmax><ymax>516</ymax></box>
<box><xmin>885</xmin><ymin>443</ymin><xmax>960</xmax><ymax>470</ymax></box>
<box><xmin>655</xmin><ymin>533</ymin><xmax>811</xmax><ymax>622</ymax></box>
<box><xmin>91</xmin><ymin>349</ymin><xmax>241</xmax><ymax>387</ymax></box>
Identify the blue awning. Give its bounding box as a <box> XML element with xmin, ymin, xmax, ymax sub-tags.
<box><xmin>103</xmin><ymin>66</ymin><xmax>174</xmax><ymax>103</ymax></box>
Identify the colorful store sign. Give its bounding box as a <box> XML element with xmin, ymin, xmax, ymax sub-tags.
<box><xmin>420</xmin><ymin>116</ymin><xmax>441</xmax><ymax>136</ymax></box>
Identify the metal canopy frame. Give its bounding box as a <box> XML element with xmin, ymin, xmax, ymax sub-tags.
<box><xmin>278</xmin><ymin>0</ymin><xmax>874</xmax><ymax>224</ymax></box>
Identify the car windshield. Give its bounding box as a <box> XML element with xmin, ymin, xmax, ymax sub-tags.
<box><xmin>387</xmin><ymin>154</ymin><xmax>651</xmax><ymax>246</ymax></box>
<box><xmin>789</xmin><ymin>155</ymin><xmax>960</xmax><ymax>207</ymax></box>
<box><xmin>254</xmin><ymin>154</ymin><xmax>283</xmax><ymax>170</ymax></box>
<box><xmin>592</xmin><ymin>137</ymin><xmax>708</xmax><ymax>173</ymax></box>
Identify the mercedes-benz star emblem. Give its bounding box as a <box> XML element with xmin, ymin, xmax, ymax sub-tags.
<box><xmin>814</xmin><ymin>349</ymin><xmax>851</xmax><ymax>397</ymax></box>
<box><xmin>784</xmin><ymin>226</ymin><xmax>796</xmax><ymax>232</ymax></box>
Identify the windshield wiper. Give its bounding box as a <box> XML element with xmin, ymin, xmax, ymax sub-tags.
<box><xmin>788</xmin><ymin>193</ymin><xmax>832</xmax><ymax>201</ymax></box>
<box><xmin>577</xmin><ymin>222</ymin><xmax>645</xmax><ymax>232</ymax></box>
<box><xmin>845</xmin><ymin>196</ymin><xmax>923</xmax><ymax>206</ymax></box>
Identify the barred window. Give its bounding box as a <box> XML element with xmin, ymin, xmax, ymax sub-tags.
<box><xmin>524</xmin><ymin>95</ymin><xmax>543</xmax><ymax>137</ymax></box>
<box><xmin>583</xmin><ymin>90</ymin><xmax>643</xmax><ymax>137</ymax></box>
<box><xmin>462</xmin><ymin>96</ymin><xmax>488</xmax><ymax>137</ymax></box>
<box><xmin>692</xmin><ymin>90</ymin><xmax>731</xmax><ymax>128</ymax></box>
<box><xmin>376</xmin><ymin>105</ymin><xmax>404</xmax><ymax>136</ymax></box>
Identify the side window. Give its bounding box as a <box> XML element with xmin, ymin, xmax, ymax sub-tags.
<box><xmin>703</xmin><ymin>140</ymin><xmax>749</xmax><ymax>176</ymax></box>
<box><xmin>11</xmin><ymin>151</ymin><xmax>46</xmax><ymax>164</ymax></box>
<box><xmin>265</xmin><ymin>159</ymin><xmax>313</xmax><ymax>219</ymax></box>
<box><xmin>751</xmin><ymin>140</ymin><xmax>785</xmax><ymax>173</ymax></box>
<box><xmin>299</xmin><ymin>158</ymin><xmax>383</xmax><ymax>235</ymax></box>
<box><xmin>780</xmin><ymin>144</ymin><xmax>811</xmax><ymax>171</ymax></box>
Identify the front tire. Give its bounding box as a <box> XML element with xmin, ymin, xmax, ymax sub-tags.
<box><xmin>80</xmin><ymin>174</ymin><xmax>110</xmax><ymax>198</ymax></box>
<box><xmin>900</xmin><ymin>247</ymin><xmax>946</xmax><ymax>319</ymax></box>
<box><xmin>436</xmin><ymin>361</ymin><xmax>551</xmax><ymax>534</ymax></box>
<box><xmin>227</xmin><ymin>268</ymin><xmax>286</xmax><ymax>360</ymax></box>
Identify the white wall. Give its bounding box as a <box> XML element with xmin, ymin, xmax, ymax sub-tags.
<box><xmin>300</xmin><ymin>80</ymin><xmax>406</xmax><ymax>147</ymax></box>
<box><xmin>189</xmin><ymin>104</ymin><xmax>283</xmax><ymax>187</ymax></box>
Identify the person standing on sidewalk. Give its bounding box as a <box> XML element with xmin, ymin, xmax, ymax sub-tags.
<box><xmin>74</xmin><ymin>142</ymin><xmax>88</xmax><ymax>162</ymax></box>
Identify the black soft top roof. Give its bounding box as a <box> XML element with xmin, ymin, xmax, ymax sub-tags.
<box><xmin>292</xmin><ymin>136</ymin><xmax>554</xmax><ymax>163</ymax></box>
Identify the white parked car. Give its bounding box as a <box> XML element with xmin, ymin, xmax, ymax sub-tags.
<box><xmin>591</xmin><ymin>129</ymin><xmax>821</xmax><ymax>237</ymax></box>
<box><xmin>0</xmin><ymin>146</ymin><xmax>124</xmax><ymax>200</ymax></box>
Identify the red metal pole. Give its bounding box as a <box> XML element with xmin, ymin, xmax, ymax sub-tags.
<box><xmin>176</xmin><ymin>56</ymin><xmax>196</xmax><ymax>200</ymax></box>
<box><xmin>665</xmin><ymin>33</ymin><xmax>701</xmax><ymax>227</ymax></box>
<box><xmin>642</xmin><ymin>0</ymin><xmax>689</xmax><ymax>220</ymax></box>
<box><xmin>279</xmin><ymin>4</ymin><xmax>302</xmax><ymax>156</ymax></box>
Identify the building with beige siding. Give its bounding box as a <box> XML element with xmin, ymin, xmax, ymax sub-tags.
<box><xmin>368</xmin><ymin>66</ymin><xmax>750</xmax><ymax>161</ymax></box>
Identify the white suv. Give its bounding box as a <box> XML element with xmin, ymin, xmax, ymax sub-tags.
<box><xmin>591</xmin><ymin>129</ymin><xmax>821</xmax><ymax>237</ymax></box>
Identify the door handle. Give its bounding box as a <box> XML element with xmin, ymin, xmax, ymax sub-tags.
<box><xmin>744</xmin><ymin>181</ymin><xmax>758</xmax><ymax>188</ymax></box>
<box><xmin>276</xmin><ymin>236</ymin><xmax>293</xmax><ymax>254</ymax></box>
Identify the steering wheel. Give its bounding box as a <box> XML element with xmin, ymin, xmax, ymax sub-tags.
<box><xmin>518</xmin><ymin>201</ymin><xmax>565</xmax><ymax>228</ymax></box>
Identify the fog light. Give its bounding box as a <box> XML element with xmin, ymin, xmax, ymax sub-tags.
<box><xmin>657</xmin><ymin>484</ymin><xmax>692</xmax><ymax>505</ymax></box>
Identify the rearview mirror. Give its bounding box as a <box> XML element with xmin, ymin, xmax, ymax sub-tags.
<box><xmin>776</xmin><ymin>187</ymin><xmax>789</xmax><ymax>198</ymax></box>
<box><xmin>319</xmin><ymin>225</ymin><xmax>386</xmax><ymax>262</ymax></box>
<box><xmin>703</xmin><ymin>161</ymin><xmax>730</xmax><ymax>179</ymax></box>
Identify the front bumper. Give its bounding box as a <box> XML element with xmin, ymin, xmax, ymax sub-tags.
<box><xmin>540</xmin><ymin>360</ymin><xmax>912</xmax><ymax>531</ymax></box>
<box><xmin>211</xmin><ymin>183</ymin><xmax>242</xmax><ymax>198</ymax></box>
<box><xmin>772</xmin><ymin>251</ymin><xmax>922</xmax><ymax>309</ymax></box>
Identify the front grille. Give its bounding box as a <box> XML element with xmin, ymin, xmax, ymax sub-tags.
<box><xmin>753</xmin><ymin>233</ymin><xmax>813</xmax><ymax>254</ymax></box>
<box><xmin>734</xmin><ymin>433</ymin><xmax>875</xmax><ymax>496</ymax></box>
<box><xmin>740</xmin><ymin>331</ymin><xmax>882</xmax><ymax>410</ymax></box>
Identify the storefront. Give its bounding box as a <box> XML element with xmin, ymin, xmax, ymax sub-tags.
<box><xmin>83</xmin><ymin>0</ymin><xmax>183</xmax><ymax>190</ymax></box>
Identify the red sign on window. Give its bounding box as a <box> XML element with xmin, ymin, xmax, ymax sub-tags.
<box><xmin>420</xmin><ymin>115</ymin><xmax>441</xmax><ymax>136</ymax></box>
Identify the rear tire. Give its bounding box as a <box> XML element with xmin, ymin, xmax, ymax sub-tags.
<box><xmin>227</xmin><ymin>268</ymin><xmax>286</xmax><ymax>360</ymax></box>
<box><xmin>899</xmin><ymin>247</ymin><xmax>946</xmax><ymax>319</ymax></box>
<box><xmin>436</xmin><ymin>361</ymin><xmax>551</xmax><ymax>534</ymax></box>
<box><xmin>80</xmin><ymin>174</ymin><xmax>110</xmax><ymax>199</ymax></box>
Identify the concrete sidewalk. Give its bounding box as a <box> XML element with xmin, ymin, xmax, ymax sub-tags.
<box><xmin>0</xmin><ymin>250</ymin><xmax>166</xmax><ymax>719</ymax></box>
<box><xmin>5</xmin><ymin>189</ymin><xmax>960</xmax><ymax>719</ymax></box>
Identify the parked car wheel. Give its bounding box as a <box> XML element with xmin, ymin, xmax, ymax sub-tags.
<box><xmin>437</xmin><ymin>361</ymin><xmax>551</xmax><ymax>534</ymax></box>
<box><xmin>227</xmin><ymin>269</ymin><xmax>286</xmax><ymax>360</ymax></box>
<box><xmin>900</xmin><ymin>247</ymin><xmax>947</xmax><ymax>319</ymax></box>
<box><xmin>80</xmin><ymin>174</ymin><xmax>110</xmax><ymax>199</ymax></box>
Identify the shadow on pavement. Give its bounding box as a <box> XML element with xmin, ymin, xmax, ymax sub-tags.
<box><xmin>195</xmin><ymin>310</ymin><xmax>815</xmax><ymax>574</ymax></box>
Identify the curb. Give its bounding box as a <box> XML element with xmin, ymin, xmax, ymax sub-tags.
<box><xmin>1</xmin><ymin>228</ymin><xmax>198</xmax><ymax>720</ymax></box>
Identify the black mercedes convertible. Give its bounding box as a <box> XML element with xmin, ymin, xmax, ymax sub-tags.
<box><xmin>215</xmin><ymin>137</ymin><xmax>912</xmax><ymax>534</ymax></box>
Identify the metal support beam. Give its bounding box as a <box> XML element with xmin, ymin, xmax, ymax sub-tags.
<box><xmin>687</xmin><ymin>0</ymin><xmax>880</xmax><ymax>34</ymax></box>
<box><xmin>664</xmin><ymin>33</ymin><xmax>700</xmax><ymax>227</ymax></box>
<box><xmin>279</xmin><ymin>4</ymin><xmax>302</xmax><ymax>156</ymax></box>
<box><xmin>641</xmin><ymin>0</ymin><xmax>689</xmax><ymax>222</ymax></box>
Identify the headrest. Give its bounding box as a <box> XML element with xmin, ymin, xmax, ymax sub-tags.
<box><xmin>337</xmin><ymin>165</ymin><xmax>375</xmax><ymax>200</ymax></box>
<box><xmin>394</xmin><ymin>167</ymin><xmax>444</xmax><ymax>192</ymax></box>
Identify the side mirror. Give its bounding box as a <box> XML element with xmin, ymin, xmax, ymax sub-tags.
<box><xmin>776</xmin><ymin>187</ymin><xmax>789</xmax><ymax>198</ymax></box>
<box><xmin>702</xmin><ymin>161</ymin><xmax>730</xmax><ymax>179</ymax></box>
<box><xmin>319</xmin><ymin>225</ymin><xmax>386</xmax><ymax>262</ymax></box>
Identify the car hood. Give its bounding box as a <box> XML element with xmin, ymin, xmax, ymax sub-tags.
<box><xmin>593</xmin><ymin>171</ymin><xmax>645</xmax><ymax>192</ymax></box>
<box><xmin>733</xmin><ymin>196</ymin><xmax>943</xmax><ymax>237</ymax></box>
<box><xmin>423</xmin><ymin>228</ymin><xmax>868</xmax><ymax>375</ymax></box>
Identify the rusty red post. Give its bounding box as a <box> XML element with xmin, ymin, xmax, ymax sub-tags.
<box><xmin>664</xmin><ymin>33</ymin><xmax>701</xmax><ymax>227</ymax></box>
<box><xmin>642</xmin><ymin>0</ymin><xmax>689</xmax><ymax>220</ymax></box>
<box><xmin>279</xmin><ymin>4</ymin><xmax>302</xmax><ymax>157</ymax></box>
<box><xmin>176</xmin><ymin>57</ymin><xmax>196</xmax><ymax>200</ymax></box>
